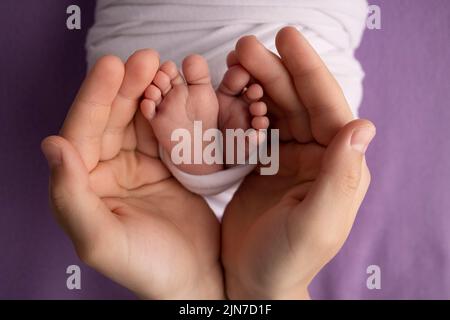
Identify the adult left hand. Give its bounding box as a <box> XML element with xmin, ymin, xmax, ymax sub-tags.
<box><xmin>42</xmin><ymin>50</ymin><xmax>224</xmax><ymax>299</ymax></box>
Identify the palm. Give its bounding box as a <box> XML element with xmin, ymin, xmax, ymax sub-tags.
<box><xmin>85</xmin><ymin>111</ymin><xmax>220</xmax><ymax>299</ymax></box>
<box><xmin>222</xmin><ymin>141</ymin><xmax>328</xmax><ymax>295</ymax></box>
<box><xmin>219</xmin><ymin>28</ymin><xmax>374</xmax><ymax>298</ymax></box>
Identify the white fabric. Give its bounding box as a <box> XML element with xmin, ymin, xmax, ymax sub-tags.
<box><xmin>159</xmin><ymin>145</ymin><xmax>256</xmax><ymax>196</ymax></box>
<box><xmin>86</xmin><ymin>0</ymin><xmax>369</xmax><ymax>220</ymax></box>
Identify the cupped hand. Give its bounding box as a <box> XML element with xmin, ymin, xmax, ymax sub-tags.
<box><xmin>41</xmin><ymin>50</ymin><xmax>223</xmax><ymax>299</ymax></box>
<box><xmin>222</xmin><ymin>27</ymin><xmax>376</xmax><ymax>299</ymax></box>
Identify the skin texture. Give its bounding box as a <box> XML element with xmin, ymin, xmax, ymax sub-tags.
<box><xmin>141</xmin><ymin>54</ymin><xmax>269</xmax><ymax>174</ymax></box>
<box><xmin>41</xmin><ymin>27</ymin><xmax>375</xmax><ymax>300</ymax></box>
<box><xmin>221</xmin><ymin>27</ymin><xmax>375</xmax><ymax>299</ymax></box>
<box><xmin>41</xmin><ymin>50</ymin><xmax>224</xmax><ymax>299</ymax></box>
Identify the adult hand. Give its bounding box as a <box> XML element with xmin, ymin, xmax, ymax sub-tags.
<box><xmin>222</xmin><ymin>27</ymin><xmax>376</xmax><ymax>299</ymax></box>
<box><xmin>41</xmin><ymin>50</ymin><xmax>223</xmax><ymax>299</ymax></box>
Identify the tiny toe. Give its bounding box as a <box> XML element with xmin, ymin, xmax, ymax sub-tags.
<box><xmin>251</xmin><ymin>116</ymin><xmax>269</xmax><ymax>130</ymax></box>
<box><xmin>145</xmin><ymin>84</ymin><xmax>162</xmax><ymax>102</ymax></box>
<box><xmin>245</xmin><ymin>83</ymin><xmax>263</xmax><ymax>102</ymax></box>
<box><xmin>218</xmin><ymin>65</ymin><xmax>250</xmax><ymax>96</ymax></box>
<box><xmin>226</xmin><ymin>50</ymin><xmax>239</xmax><ymax>67</ymax></box>
<box><xmin>160</xmin><ymin>60</ymin><xmax>184</xmax><ymax>86</ymax></box>
<box><xmin>153</xmin><ymin>70</ymin><xmax>172</xmax><ymax>96</ymax></box>
<box><xmin>141</xmin><ymin>99</ymin><xmax>156</xmax><ymax>120</ymax></box>
<box><xmin>160</xmin><ymin>61</ymin><xmax>178</xmax><ymax>79</ymax></box>
<box><xmin>182</xmin><ymin>54</ymin><xmax>211</xmax><ymax>85</ymax></box>
<box><xmin>249</xmin><ymin>101</ymin><xmax>267</xmax><ymax>117</ymax></box>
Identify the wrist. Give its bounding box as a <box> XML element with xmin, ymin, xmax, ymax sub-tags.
<box><xmin>225</xmin><ymin>273</ymin><xmax>311</xmax><ymax>300</ymax></box>
<box><xmin>187</xmin><ymin>266</ymin><xmax>226</xmax><ymax>300</ymax></box>
<box><xmin>137</xmin><ymin>264</ymin><xmax>225</xmax><ymax>300</ymax></box>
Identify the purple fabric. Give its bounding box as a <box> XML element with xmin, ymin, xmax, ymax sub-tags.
<box><xmin>0</xmin><ymin>0</ymin><xmax>449</xmax><ymax>299</ymax></box>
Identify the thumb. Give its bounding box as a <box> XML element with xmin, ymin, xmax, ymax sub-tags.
<box><xmin>309</xmin><ymin>119</ymin><xmax>375</xmax><ymax>205</ymax></box>
<box><xmin>41</xmin><ymin>135</ymin><xmax>89</xmax><ymax>195</ymax></box>
<box><xmin>292</xmin><ymin>119</ymin><xmax>376</xmax><ymax>253</ymax></box>
<box><xmin>41</xmin><ymin>136</ymin><xmax>118</xmax><ymax>263</ymax></box>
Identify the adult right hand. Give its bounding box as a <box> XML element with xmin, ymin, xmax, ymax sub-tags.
<box><xmin>222</xmin><ymin>27</ymin><xmax>375</xmax><ymax>299</ymax></box>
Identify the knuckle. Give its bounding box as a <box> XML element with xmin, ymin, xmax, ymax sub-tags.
<box><xmin>339</xmin><ymin>168</ymin><xmax>361</xmax><ymax>196</ymax></box>
<box><xmin>49</xmin><ymin>185</ymin><xmax>70</xmax><ymax>212</ymax></box>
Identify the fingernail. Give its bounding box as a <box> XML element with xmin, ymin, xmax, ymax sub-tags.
<box><xmin>351</xmin><ymin>126</ymin><xmax>376</xmax><ymax>154</ymax></box>
<box><xmin>42</xmin><ymin>141</ymin><xmax>62</xmax><ymax>168</ymax></box>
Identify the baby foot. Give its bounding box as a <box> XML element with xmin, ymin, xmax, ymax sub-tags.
<box><xmin>140</xmin><ymin>55</ymin><xmax>222</xmax><ymax>175</ymax></box>
<box><xmin>217</xmin><ymin>65</ymin><xmax>269</xmax><ymax>166</ymax></box>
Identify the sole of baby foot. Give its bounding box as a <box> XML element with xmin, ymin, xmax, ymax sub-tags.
<box><xmin>141</xmin><ymin>57</ymin><xmax>223</xmax><ymax>175</ymax></box>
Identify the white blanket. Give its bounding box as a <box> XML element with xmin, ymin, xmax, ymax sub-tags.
<box><xmin>87</xmin><ymin>0</ymin><xmax>368</xmax><ymax>114</ymax></box>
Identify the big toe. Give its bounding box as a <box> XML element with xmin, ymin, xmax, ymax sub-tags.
<box><xmin>218</xmin><ymin>65</ymin><xmax>251</xmax><ymax>96</ymax></box>
<box><xmin>182</xmin><ymin>54</ymin><xmax>211</xmax><ymax>85</ymax></box>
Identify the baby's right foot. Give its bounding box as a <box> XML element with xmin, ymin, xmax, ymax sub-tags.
<box><xmin>140</xmin><ymin>55</ymin><xmax>223</xmax><ymax>175</ymax></box>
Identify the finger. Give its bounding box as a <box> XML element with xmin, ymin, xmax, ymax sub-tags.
<box><xmin>60</xmin><ymin>55</ymin><xmax>124</xmax><ymax>171</ymax></box>
<box><xmin>275</xmin><ymin>26</ymin><xmax>354</xmax><ymax>146</ymax></box>
<box><xmin>41</xmin><ymin>136</ymin><xmax>123</xmax><ymax>264</ymax></box>
<box><xmin>135</xmin><ymin>108</ymin><xmax>159</xmax><ymax>158</ymax></box>
<box><xmin>346</xmin><ymin>158</ymin><xmax>371</xmax><ymax>231</ymax></box>
<box><xmin>101</xmin><ymin>49</ymin><xmax>160</xmax><ymax>160</ymax></box>
<box><xmin>235</xmin><ymin>35</ymin><xmax>312</xmax><ymax>142</ymax></box>
<box><xmin>288</xmin><ymin>119</ymin><xmax>376</xmax><ymax>256</ymax></box>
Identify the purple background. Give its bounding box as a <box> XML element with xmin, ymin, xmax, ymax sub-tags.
<box><xmin>0</xmin><ymin>0</ymin><xmax>449</xmax><ymax>299</ymax></box>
